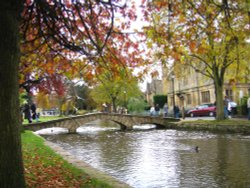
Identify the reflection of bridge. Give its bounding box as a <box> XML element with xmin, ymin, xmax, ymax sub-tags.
<box><xmin>23</xmin><ymin>113</ymin><xmax>180</xmax><ymax>133</ymax></box>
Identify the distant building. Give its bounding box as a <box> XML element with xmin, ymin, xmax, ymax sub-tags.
<box><xmin>145</xmin><ymin>77</ymin><xmax>163</xmax><ymax>105</ymax></box>
<box><xmin>162</xmin><ymin>64</ymin><xmax>250</xmax><ymax>111</ymax></box>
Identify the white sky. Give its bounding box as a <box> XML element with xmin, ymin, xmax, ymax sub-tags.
<box><xmin>128</xmin><ymin>1</ymin><xmax>163</xmax><ymax>92</ymax></box>
<box><xmin>112</xmin><ymin>0</ymin><xmax>162</xmax><ymax>92</ymax></box>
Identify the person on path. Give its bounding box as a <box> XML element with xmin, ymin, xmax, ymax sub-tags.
<box><xmin>155</xmin><ymin>104</ymin><xmax>160</xmax><ymax>116</ymax></box>
<box><xmin>247</xmin><ymin>96</ymin><xmax>250</xmax><ymax>120</ymax></box>
<box><xmin>223</xmin><ymin>96</ymin><xmax>230</xmax><ymax>119</ymax></box>
<box><xmin>102</xmin><ymin>103</ymin><xmax>108</xmax><ymax>112</ymax></box>
<box><xmin>150</xmin><ymin>106</ymin><xmax>155</xmax><ymax>116</ymax></box>
<box><xmin>174</xmin><ymin>105</ymin><xmax>180</xmax><ymax>118</ymax></box>
<box><xmin>23</xmin><ymin>103</ymin><xmax>32</xmax><ymax>123</ymax></box>
<box><xmin>31</xmin><ymin>103</ymin><xmax>38</xmax><ymax>121</ymax></box>
<box><xmin>163</xmin><ymin>103</ymin><xmax>168</xmax><ymax>117</ymax></box>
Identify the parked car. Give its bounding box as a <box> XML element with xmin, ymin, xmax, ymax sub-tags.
<box><xmin>186</xmin><ymin>103</ymin><xmax>216</xmax><ymax>117</ymax></box>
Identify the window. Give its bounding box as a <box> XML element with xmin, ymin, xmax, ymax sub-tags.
<box><xmin>225</xmin><ymin>89</ymin><xmax>233</xmax><ymax>101</ymax></box>
<box><xmin>201</xmin><ymin>91</ymin><xmax>210</xmax><ymax>103</ymax></box>
<box><xmin>187</xmin><ymin>94</ymin><xmax>192</xmax><ymax>105</ymax></box>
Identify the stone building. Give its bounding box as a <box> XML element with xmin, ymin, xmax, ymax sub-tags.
<box><xmin>162</xmin><ymin>64</ymin><xmax>250</xmax><ymax>112</ymax></box>
<box><xmin>145</xmin><ymin>77</ymin><xmax>163</xmax><ymax>106</ymax></box>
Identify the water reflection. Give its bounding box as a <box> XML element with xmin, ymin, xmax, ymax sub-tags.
<box><xmin>40</xmin><ymin>120</ymin><xmax>250</xmax><ymax>188</ymax></box>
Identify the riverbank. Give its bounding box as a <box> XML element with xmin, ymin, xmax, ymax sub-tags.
<box><xmin>169</xmin><ymin>118</ymin><xmax>250</xmax><ymax>134</ymax></box>
<box><xmin>22</xmin><ymin>131</ymin><xmax>130</xmax><ymax>188</ymax></box>
<box><xmin>22</xmin><ymin>118</ymin><xmax>250</xmax><ymax>187</ymax></box>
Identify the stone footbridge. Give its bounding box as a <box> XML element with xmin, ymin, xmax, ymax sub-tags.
<box><xmin>23</xmin><ymin>113</ymin><xmax>180</xmax><ymax>133</ymax></box>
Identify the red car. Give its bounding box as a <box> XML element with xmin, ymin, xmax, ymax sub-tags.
<box><xmin>187</xmin><ymin>104</ymin><xmax>216</xmax><ymax>117</ymax></box>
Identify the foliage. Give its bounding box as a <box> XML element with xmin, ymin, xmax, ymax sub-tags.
<box><xmin>153</xmin><ymin>95</ymin><xmax>167</xmax><ymax>108</ymax></box>
<box><xmin>22</xmin><ymin>131</ymin><xmax>112</xmax><ymax>188</ymax></box>
<box><xmin>18</xmin><ymin>0</ymin><xmax>148</xmax><ymax>114</ymax></box>
<box><xmin>21</xmin><ymin>1</ymin><xmax>136</xmax><ymax>56</ymax></box>
<box><xmin>75</xmin><ymin>109</ymin><xmax>89</xmax><ymax>115</ymax></box>
<box><xmin>34</xmin><ymin>78</ymin><xmax>96</xmax><ymax>115</ymax></box>
<box><xmin>22</xmin><ymin>116</ymin><xmax>63</xmax><ymax>125</ymax></box>
<box><xmin>127</xmin><ymin>97</ymin><xmax>148</xmax><ymax>113</ymax></box>
<box><xmin>90</xmin><ymin>67</ymin><xmax>142</xmax><ymax>112</ymax></box>
<box><xmin>74</xmin><ymin>84</ymin><xmax>96</xmax><ymax>111</ymax></box>
<box><xmin>19</xmin><ymin>92</ymin><xmax>30</xmax><ymax>105</ymax></box>
<box><xmin>19</xmin><ymin>0</ymin><xmax>146</xmax><ymax>114</ymax></box>
<box><xmin>0</xmin><ymin>0</ymin><xmax>145</xmax><ymax>186</ymax></box>
<box><xmin>142</xmin><ymin>0</ymin><xmax>249</xmax><ymax>120</ymax></box>
<box><xmin>19</xmin><ymin>0</ymin><xmax>146</xmax><ymax>95</ymax></box>
<box><xmin>237</xmin><ymin>96</ymin><xmax>249</xmax><ymax>115</ymax></box>
<box><xmin>36</xmin><ymin>92</ymin><xmax>50</xmax><ymax>109</ymax></box>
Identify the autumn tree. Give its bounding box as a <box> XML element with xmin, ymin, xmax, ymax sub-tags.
<box><xmin>76</xmin><ymin>14</ymin><xmax>146</xmax><ymax>113</ymax></box>
<box><xmin>142</xmin><ymin>0</ymin><xmax>249</xmax><ymax>120</ymax></box>
<box><xmin>36</xmin><ymin>92</ymin><xmax>50</xmax><ymax>110</ymax></box>
<box><xmin>0</xmin><ymin>1</ymin><xmax>26</xmax><ymax>187</ymax></box>
<box><xmin>37</xmin><ymin>73</ymin><xmax>69</xmax><ymax>115</ymax></box>
<box><xmin>19</xmin><ymin>0</ymin><xmax>144</xmax><ymax>113</ymax></box>
<box><xmin>19</xmin><ymin>49</ymin><xmax>72</xmax><ymax>92</ymax></box>
<box><xmin>19</xmin><ymin>0</ymin><xmax>141</xmax><ymax>90</ymax></box>
<box><xmin>0</xmin><ymin>0</ymin><xmax>140</xmax><ymax>187</ymax></box>
<box><xmin>74</xmin><ymin>84</ymin><xmax>96</xmax><ymax>111</ymax></box>
<box><xmin>91</xmin><ymin>67</ymin><xmax>142</xmax><ymax>113</ymax></box>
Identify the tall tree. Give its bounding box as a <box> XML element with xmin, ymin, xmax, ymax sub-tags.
<box><xmin>0</xmin><ymin>0</ymin><xmax>139</xmax><ymax>186</ymax></box>
<box><xmin>0</xmin><ymin>1</ymin><xmax>26</xmax><ymax>187</ymax></box>
<box><xmin>91</xmin><ymin>68</ymin><xmax>142</xmax><ymax>112</ymax></box>
<box><xmin>142</xmin><ymin>0</ymin><xmax>249</xmax><ymax>120</ymax></box>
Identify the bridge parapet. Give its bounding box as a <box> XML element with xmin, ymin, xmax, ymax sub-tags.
<box><xmin>23</xmin><ymin>113</ymin><xmax>180</xmax><ymax>133</ymax></box>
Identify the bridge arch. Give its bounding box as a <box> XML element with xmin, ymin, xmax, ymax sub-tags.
<box><xmin>23</xmin><ymin>113</ymin><xmax>179</xmax><ymax>133</ymax></box>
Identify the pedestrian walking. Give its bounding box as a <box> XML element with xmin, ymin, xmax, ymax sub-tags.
<box><xmin>31</xmin><ymin>103</ymin><xmax>38</xmax><ymax>121</ymax></box>
<box><xmin>150</xmin><ymin>106</ymin><xmax>155</xmax><ymax>116</ymax></box>
<box><xmin>102</xmin><ymin>103</ymin><xmax>108</xmax><ymax>112</ymax></box>
<box><xmin>23</xmin><ymin>103</ymin><xmax>32</xmax><ymax>123</ymax></box>
<box><xmin>223</xmin><ymin>96</ymin><xmax>230</xmax><ymax>119</ymax></box>
<box><xmin>174</xmin><ymin>105</ymin><xmax>180</xmax><ymax>118</ymax></box>
<box><xmin>155</xmin><ymin>104</ymin><xmax>160</xmax><ymax>116</ymax></box>
<box><xmin>163</xmin><ymin>103</ymin><xmax>168</xmax><ymax>117</ymax></box>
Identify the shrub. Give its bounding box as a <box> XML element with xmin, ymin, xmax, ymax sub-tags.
<box><xmin>237</xmin><ymin>96</ymin><xmax>248</xmax><ymax>115</ymax></box>
<box><xmin>153</xmin><ymin>95</ymin><xmax>167</xmax><ymax>108</ymax></box>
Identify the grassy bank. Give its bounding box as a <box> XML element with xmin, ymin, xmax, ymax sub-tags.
<box><xmin>175</xmin><ymin>119</ymin><xmax>250</xmax><ymax>134</ymax></box>
<box><xmin>180</xmin><ymin>119</ymin><xmax>250</xmax><ymax>126</ymax></box>
<box><xmin>22</xmin><ymin>116</ymin><xmax>63</xmax><ymax>124</ymax></box>
<box><xmin>22</xmin><ymin>131</ymin><xmax>112</xmax><ymax>188</ymax></box>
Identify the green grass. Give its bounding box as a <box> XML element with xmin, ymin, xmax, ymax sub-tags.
<box><xmin>22</xmin><ymin>131</ymin><xmax>112</xmax><ymax>188</ymax></box>
<box><xmin>22</xmin><ymin>116</ymin><xmax>63</xmax><ymax>124</ymax></box>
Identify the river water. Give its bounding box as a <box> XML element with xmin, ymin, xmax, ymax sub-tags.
<box><xmin>39</xmin><ymin>120</ymin><xmax>250</xmax><ymax>188</ymax></box>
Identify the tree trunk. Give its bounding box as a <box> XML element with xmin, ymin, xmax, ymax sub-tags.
<box><xmin>214</xmin><ymin>74</ymin><xmax>225</xmax><ymax>120</ymax></box>
<box><xmin>111</xmin><ymin>97</ymin><xmax>117</xmax><ymax>113</ymax></box>
<box><xmin>58</xmin><ymin>97</ymin><xmax>65</xmax><ymax>116</ymax></box>
<box><xmin>0</xmin><ymin>1</ymin><xmax>26</xmax><ymax>187</ymax></box>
